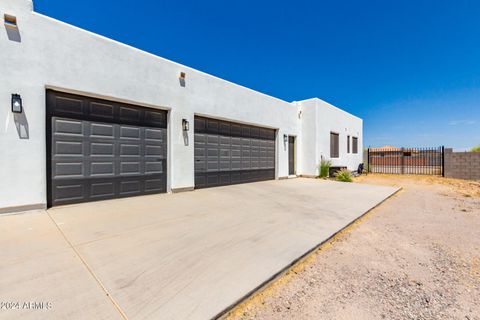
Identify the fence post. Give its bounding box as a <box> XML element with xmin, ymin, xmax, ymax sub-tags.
<box><xmin>367</xmin><ymin>148</ymin><xmax>370</xmax><ymax>174</ymax></box>
<box><xmin>441</xmin><ymin>146</ymin><xmax>445</xmax><ymax>177</ymax></box>
<box><xmin>401</xmin><ymin>147</ymin><xmax>404</xmax><ymax>175</ymax></box>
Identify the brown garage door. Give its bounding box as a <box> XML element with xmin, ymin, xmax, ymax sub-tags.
<box><xmin>194</xmin><ymin>116</ymin><xmax>276</xmax><ymax>188</ymax></box>
<box><xmin>46</xmin><ymin>90</ymin><xmax>167</xmax><ymax>207</ymax></box>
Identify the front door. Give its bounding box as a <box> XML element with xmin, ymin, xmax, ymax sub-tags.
<box><xmin>288</xmin><ymin>136</ymin><xmax>295</xmax><ymax>175</ymax></box>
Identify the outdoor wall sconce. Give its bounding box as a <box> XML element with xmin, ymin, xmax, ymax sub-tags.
<box><xmin>4</xmin><ymin>14</ymin><xmax>17</xmax><ymax>29</ymax></box>
<box><xmin>283</xmin><ymin>134</ymin><xmax>288</xmax><ymax>143</ymax></box>
<box><xmin>179</xmin><ymin>72</ymin><xmax>186</xmax><ymax>87</ymax></box>
<box><xmin>11</xmin><ymin>94</ymin><xmax>22</xmax><ymax>113</ymax></box>
<box><xmin>182</xmin><ymin>119</ymin><xmax>189</xmax><ymax>131</ymax></box>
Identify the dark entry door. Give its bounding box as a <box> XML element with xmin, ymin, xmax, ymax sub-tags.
<box><xmin>194</xmin><ymin>116</ymin><xmax>276</xmax><ymax>188</ymax></box>
<box><xmin>46</xmin><ymin>90</ymin><xmax>168</xmax><ymax>207</ymax></box>
<box><xmin>288</xmin><ymin>136</ymin><xmax>295</xmax><ymax>175</ymax></box>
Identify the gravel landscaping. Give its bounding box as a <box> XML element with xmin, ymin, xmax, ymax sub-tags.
<box><xmin>225</xmin><ymin>175</ymin><xmax>480</xmax><ymax>320</ymax></box>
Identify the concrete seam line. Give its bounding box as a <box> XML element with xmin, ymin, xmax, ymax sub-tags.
<box><xmin>216</xmin><ymin>187</ymin><xmax>402</xmax><ymax>320</ymax></box>
<box><xmin>46</xmin><ymin>212</ymin><xmax>129</xmax><ymax>320</ymax></box>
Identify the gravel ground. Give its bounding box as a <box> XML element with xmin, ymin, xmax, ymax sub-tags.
<box><xmin>225</xmin><ymin>175</ymin><xmax>480</xmax><ymax>320</ymax></box>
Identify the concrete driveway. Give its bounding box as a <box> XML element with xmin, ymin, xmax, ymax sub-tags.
<box><xmin>0</xmin><ymin>178</ymin><xmax>398</xmax><ymax>320</ymax></box>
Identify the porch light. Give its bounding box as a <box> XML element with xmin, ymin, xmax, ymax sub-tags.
<box><xmin>11</xmin><ymin>94</ymin><xmax>22</xmax><ymax>113</ymax></box>
<box><xmin>4</xmin><ymin>14</ymin><xmax>17</xmax><ymax>29</ymax></box>
<box><xmin>182</xmin><ymin>119</ymin><xmax>189</xmax><ymax>131</ymax></box>
<box><xmin>283</xmin><ymin>134</ymin><xmax>288</xmax><ymax>143</ymax></box>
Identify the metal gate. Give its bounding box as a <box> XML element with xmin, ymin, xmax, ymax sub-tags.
<box><xmin>367</xmin><ymin>146</ymin><xmax>444</xmax><ymax>176</ymax></box>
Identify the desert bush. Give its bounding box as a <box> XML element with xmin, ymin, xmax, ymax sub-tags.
<box><xmin>334</xmin><ymin>169</ymin><xmax>353</xmax><ymax>182</ymax></box>
<box><xmin>319</xmin><ymin>159</ymin><xmax>331</xmax><ymax>178</ymax></box>
<box><xmin>471</xmin><ymin>145</ymin><xmax>480</xmax><ymax>153</ymax></box>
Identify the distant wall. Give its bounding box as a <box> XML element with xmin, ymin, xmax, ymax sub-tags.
<box><xmin>444</xmin><ymin>148</ymin><xmax>480</xmax><ymax>180</ymax></box>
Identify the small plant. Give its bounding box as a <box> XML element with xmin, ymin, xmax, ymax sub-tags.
<box><xmin>319</xmin><ymin>159</ymin><xmax>331</xmax><ymax>178</ymax></box>
<box><xmin>334</xmin><ymin>169</ymin><xmax>353</xmax><ymax>182</ymax></box>
<box><xmin>471</xmin><ymin>145</ymin><xmax>480</xmax><ymax>153</ymax></box>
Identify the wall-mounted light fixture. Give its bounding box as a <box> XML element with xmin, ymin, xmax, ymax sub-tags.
<box><xmin>182</xmin><ymin>119</ymin><xmax>189</xmax><ymax>131</ymax></box>
<box><xmin>11</xmin><ymin>94</ymin><xmax>22</xmax><ymax>113</ymax></box>
<box><xmin>179</xmin><ymin>72</ymin><xmax>186</xmax><ymax>87</ymax></box>
<box><xmin>4</xmin><ymin>14</ymin><xmax>17</xmax><ymax>29</ymax></box>
<box><xmin>283</xmin><ymin>134</ymin><xmax>288</xmax><ymax>143</ymax></box>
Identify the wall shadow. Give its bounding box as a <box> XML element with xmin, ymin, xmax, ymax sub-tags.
<box><xmin>14</xmin><ymin>109</ymin><xmax>29</xmax><ymax>139</ymax></box>
<box><xmin>6</xmin><ymin>27</ymin><xmax>21</xmax><ymax>42</ymax></box>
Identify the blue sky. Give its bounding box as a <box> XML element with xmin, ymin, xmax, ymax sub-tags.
<box><xmin>35</xmin><ymin>0</ymin><xmax>480</xmax><ymax>149</ymax></box>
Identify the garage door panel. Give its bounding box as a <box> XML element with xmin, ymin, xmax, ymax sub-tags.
<box><xmin>194</xmin><ymin>117</ymin><xmax>206</xmax><ymax>132</ymax></box>
<box><xmin>53</xmin><ymin>96</ymin><xmax>85</xmax><ymax>117</ymax></box>
<box><xmin>206</xmin><ymin>119</ymin><xmax>219</xmax><ymax>133</ymax></box>
<box><xmin>119</xmin><ymin>180</ymin><xmax>142</xmax><ymax>195</ymax></box>
<box><xmin>54</xmin><ymin>118</ymin><xmax>84</xmax><ymax>136</ymax></box>
<box><xmin>90</xmin><ymin>182</ymin><xmax>115</xmax><ymax>198</ymax></box>
<box><xmin>144</xmin><ymin>110</ymin><xmax>167</xmax><ymax>127</ymax></box>
<box><xmin>231</xmin><ymin>160</ymin><xmax>241</xmax><ymax>170</ymax></box>
<box><xmin>207</xmin><ymin>134</ymin><xmax>219</xmax><ymax>146</ymax></box>
<box><xmin>120</xmin><ymin>143</ymin><xmax>141</xmax><ymax>156</ymax></box>
<box><xmin>119</xmin><ymin>106</ymin><xmax>141</xmax><ymax>123</ymax></box>
<box><xmin>207</xmin><ymin>175</ymin><xmax>219</xmax><ymax>186</ymax></box>
<box><xmin>219</xmin><ymin>161</ymin><xmax>231</xmax><ymax>171</ymax></box>
<box><xmin>194</xmin><ymin>147</ymin><xmax>206</xmax><ymax>157</ymax></box>
<box><xmin>145</xmin><ymin>178</ymin><xmax>165</xmax><ymax>192</ymax></box>
<box><xmin>207</xmin><ymin>161</ymin><xmax>219</xmax><ymax>171</ymax></box>
<box><xmin>145</xmin><ymin>161</ymin><xmax>163</xmax><ymax>174</ymax></box>
<box><xmin>194</xmin><ymin>174</ymin><xmax>206</xmax><ymax>188</ymax></box>
<box><xmin>54</xmin><ymin>162</ymin><xmax>84</xmax><ymax>178</ymax></box>
<box><xmin>219</xmin><ymin>122</ymin><xmax>230</xmax><ymax>135</ymax></box>
<box><xmin>90</xmin><ymin>142</ymin><xmax>115</xmax><ymax>156</ymax></box>
<box><xmin>231</xmin><ymin>137</ymin><xmax>241</xmax><ymax>146</ymax></box>
<box><xmin>90</xmin><ymin>122</ymin><xmax>115</xmax><ymax>138</ymax></box>
<box><xmin>53</xmin><ymin>183</ymin><xmax>85</xmax><ymax>202</ymax></box>
<box><xmin>54</xmin><ymin>141</ymin><xmax>84</xmax><ymax>156</ymax></box>
<box><xmin>145</xmin><ymin>128</ymin><xmax>164</xmax><ymax>140</ymax></box>
<box><xmin>219</xmin><ymin>136</ymin><xmax>230</xmax><ymax>146</ymax></box>
<box><xmin>89</xmin><ymin>102</ymin><xmax>115</xmax><ymax>119</ymax></box>
<box><xmin>195</xmin><ymin>133</ymin><xmax>207</xmax><ymax>144</ymax></box>
<box><xmin>120</xmin><ymin>126</ymin><xmax>141</xmax><ymax>140</ymax></box>
<box><xmin>120</xmin><ymin>162</ymin><xmax>141</xmax><ymax>175</ymax></box>
<box><xmin>90</xmin><ymin>162</ymin><xmax>115</xmax><ymax>177</ymax></box>
<box><xmin>194</xmin><ymin>116</ymin><xmax>275</xmax><ymax>189</ymax></box>
<box><xmin>48</xmin><ymin>90</ymin><xmax>167</xmax><ymax>207</ymax></box>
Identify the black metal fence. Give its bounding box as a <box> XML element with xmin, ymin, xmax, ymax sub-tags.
<box><xmin>367</xmin><ymin>146</ymin><xmax>444</xmax><ymax>176</ymax></box>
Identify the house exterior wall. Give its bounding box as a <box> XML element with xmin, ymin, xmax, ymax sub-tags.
<box><xmin>297</xmin><ymin>99</ymin><xmax>363</xmax><ymax>176</ymax></box>
<box><xmin>0</xmin><ymin>0</ymin><xmax>363</xmax><ymax>212</ymax></box>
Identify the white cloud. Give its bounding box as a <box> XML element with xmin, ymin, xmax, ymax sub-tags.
<box><xmin>448</xmin><ymin>120</ymin><xmax>477</xmax><ymax>126</ymax></box>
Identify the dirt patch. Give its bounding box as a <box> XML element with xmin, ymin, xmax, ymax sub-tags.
<box><xmin>224</xmin><ymin>175</ymin><xmax>480</xmax><ymax>320</ymax></box>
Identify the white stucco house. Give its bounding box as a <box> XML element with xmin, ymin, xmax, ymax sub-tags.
<box><xmin>0</xmin><ymin>0</ymin><xmax>362</xmax><ymax>213</ymax></box>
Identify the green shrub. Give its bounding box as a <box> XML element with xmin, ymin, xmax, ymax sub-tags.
<box><xmin>334</xmin><ymin>169</ymin><xmax>353</xmax><ymax>182</ymax></box>
<box><xmin>319</xmin><ymin>159</ymin><xmax>331</xmax><ymax>178</ymax></box>
<box><xmin>471</xmin><ymin>145</ymin><xmax>480</xmax><ymax>153</ymax></box>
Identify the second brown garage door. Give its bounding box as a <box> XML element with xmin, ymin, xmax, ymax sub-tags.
<box><xmin>194</xmin><ymin>116</ymin><xmax>276</xmax><ymax>188</ymax></box>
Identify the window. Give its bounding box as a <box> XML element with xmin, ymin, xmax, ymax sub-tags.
<box><xmin>347</xmin><ymin>135</ymin><xmax>350</xmax><ymax>153</ymax></box>
<box><xmin>330</xmin><ymin>132</ymin><xmax>339</xmax><ymax>158</ymax></box>
<box><xmin>352</xmin><ymin>137</ymin><xmax>358</xmax><ymax>154</ymax></box>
